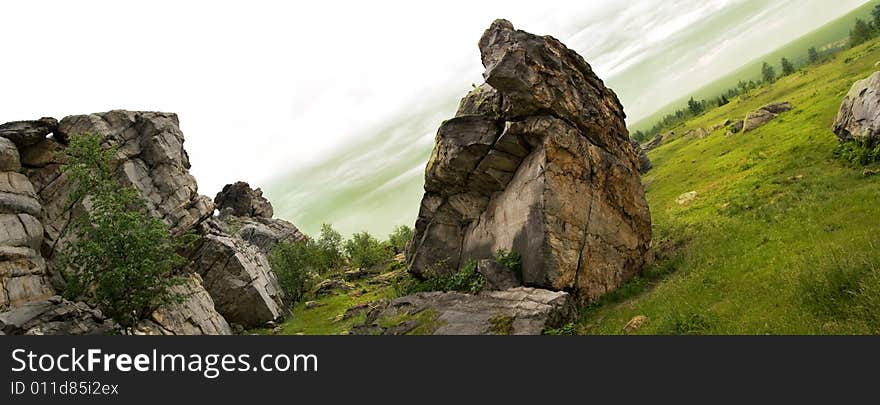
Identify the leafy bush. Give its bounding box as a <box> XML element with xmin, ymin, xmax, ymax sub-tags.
<box><xmin>313</xmin><ymin>224</ymin><xmax>344</xmax><ymax>273</ymax></box>
<box><xmin>397</xmin><ymin>260</ymin><xmax>486</xmax><ymax>295</ymax></box>
<box><xmin>495</xmin><ymin>248</ymin><xmax>522</xmax><ymax>279</ymax></box>
<box><xmin>834</xmin><ymin>137</ymin><xmax>880</xmax><ymax>166</ymax></box>
<box><xmin>58</xmin><ymin>134</ymin><xmax>191</xmax><ymax>328</ymax></box>
<box><xmin>544</xmin><ymin>323</ymin><xmax>576</xmax><ymax>336</ymax></box>
<box><xmin>387</xmin><ymin>225</ymin><xmax>414</xmax><ymax>254</ymax></box>
<box><xmin>344</xmin><ymin>231</ymin><xmax>392</xmax><ymax>269</ymax></box>
<box><xmin>269</xmin><ymin>241</ymin><xmax>316</xmax><ymax>305</ymax></box>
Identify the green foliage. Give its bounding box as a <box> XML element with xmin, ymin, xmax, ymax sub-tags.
<box><xmin>761</xmin><ymin>61</ymin><xmax>776</xmax><ymax>84</ymax></box>
<box><xmin>834</xmin><ymin>137</ymin><xmax>880</xmax><ymax>166</ymax></box>
<box><xmin>58</xmin><ymin>134</ymin><xmax>190</xmax><ymax>328</ymax></box>
<box><xmin>808</xmin><ymin>47</ymin><xmax>821</xmax><ymax>64</ymax></box>
<box><xmin>314</xmin><ymin>224</ymin><xmax>344</xmax><ymax>273</ymax></box>
<box><xmin>495</xmin><ymin>248</ymin><xmax>522</xmax><ymax>279</ymax></box>
<box><xmin>781</xmin><ymin>57</ymin><xmax>796</xmax><ymax>76</ymax></box>
<box><xmin>269</xmin><ymin>241</ymin><xmax>316</xmax><ymax>305</ymax></box>
<box><xmin>387</xmin><ymin>225</ymin><xmax>414</xmax><ymax>254</ymax></box>
<box><xmin>543</xmin><ymin>323</ymin><xmax>576</xmax><ymax>336</ymax></box>
<box><xmin>850</xmin><ymin>18</ymin><xmax>874</xmax><ymax>48</ymax></box>
<box><xmin>687</xmin><ymin>97</ymin><xmax>705</xmax><ymax>116</ymax></box>
<box><xmin>657</xmin><ymin>310</ymin><xmax>714</xmax><ymax>335</ymax></box>
<box><xmin>344</xmin><ymin>231</ymin><xmax>392</xmax><ymax>269</ymax></box>
<box><xmin>874</xmin><ymin>4</ymin><xmax>880</xmax><ymax>31</ymax></box>
<box><xmin>399</xmin><ymin>260</ymin><xmax>486</xmax><ymax>295</ymax></box>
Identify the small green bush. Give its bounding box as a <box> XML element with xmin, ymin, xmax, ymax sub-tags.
<box><xmin>387</xmin><ymin>225</ymin><xmax>414</xmax><ymax>254</ymax></box>
<box><xmin>544</xmin><ymin>323</ymin><xmax>576</xmax><ymax>336</ymax></box>
<box><xmin>397</xmin><ymin>260</ymin><xmax>486</xmax><ymax>295</ymax></box>
<box><xmin>344</xmin><ymin>231</ymin><xmax>392</xmax><ymax>269</ymax></box>
<box><xmin>834</xmin><ymin>137</ymin><xmax>880</xmax><ymax>166</ymax></box>
<box><xmin>495</xmin><ymin>248</ymin><xmax>522</xmax><ymax>279</ymax></box>
<box><xmin>314</xmin><ymin>224</ymin><xmax>344</xmax><ymax>273</ymax></box>
<box><xmin>59</xmin><ymin>134</ymin><xmax>191</xmax><ymax>329</ymax></box>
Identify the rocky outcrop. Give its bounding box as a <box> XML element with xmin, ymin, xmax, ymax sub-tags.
<box><xmin>215</xmin><ymin>181</ymin><xmax>274</xmax><ymax>218</ymax></box>
<box><xmin>353</xmin><ymin>287</ymin><xmax>574</xmax><ymax>335</ymax></box>
<box><xmin>0</xmin><ymin>111</ymin><xmax>301</xmax><ymax>335</ymax></box>
<box><xmin>188</xmin><ymin>219</ymin><xmax>286</xmax><ymax>327</ymax></box>
<box><xmin>743</xmin><ymin>102</ymin><xmax>793</xmax><ymax>132</ymax></box>
<box><xmin>727</xmin><ymin>120</ymin><xmax>744</xmax><ymax>135</ymax></box>
<box><xmin>0</xmin><ymin>118</ymin><xmax>58</xmax><ymax>147</ymax></box>
<box><xmin>630</xmin><ymin>140</ymin><xmax>652</xmax><ymax>173</ymax></box>
<box><xmin>0</xmin><ymin>296</ymin><xmax>115</xmax><ymax>335</ymax></box>
<box><xmin>0</xmin><ymin>136</ymin><xmax>53</xmax><ymax>312</ymax></box>
<box><xmin>476</xmin><ymin>259</ymin><xmax>521</xmax><ymax>291</ymax></box>
<box><xmin>685</xmin><ymin>128</ymin><xmax>709</xmax><ymax>139</ymax></box>
<box><xmin>833</xmin><ymin>71</ymin><xmax>880</xmax><ymax>142</ymax></box>
<box><xmin>135</xmin><ymin>274</ymin><xmax>232</xmax><ymax>335</ymax></box>
<box><xmin>408</xmin><ymin>20</ymin><xmax>651</xmax><ymax>303</ymax></box>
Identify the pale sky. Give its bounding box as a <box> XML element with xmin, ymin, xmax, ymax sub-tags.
<box><xmin>1</xmin><ymin>0</ymin><xmax>869</xmax><ymax>237</ymax></box>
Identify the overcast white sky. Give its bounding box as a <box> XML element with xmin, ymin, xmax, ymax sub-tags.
<box><xmin>1</xmin><ymin>0</ymin><xmax>869</xmax><ymax>236</ymax></box>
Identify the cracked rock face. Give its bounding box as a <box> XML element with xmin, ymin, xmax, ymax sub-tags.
<box><xmin>215</xmin><ymin>181</ymin><xmax>274</xmax><ymax>219</ymax></box>
<box><xmin>834</xmin><ymin>71</ymin><xmax>880</xmax><ymax>142</ymax></box>
<box><xmin>135</xmin><ymin>273</ymin><xmax>232</xmax><ymax>335</ymax></box>
<box><xmin>408</xmin><ymin>20</ymin><xmax>651</xmax><ymax>303</ymax></box>
<box><xmin>353</xmin><ymin>287</ymin><xmax>575</xmax><ymax>335</ymax></box>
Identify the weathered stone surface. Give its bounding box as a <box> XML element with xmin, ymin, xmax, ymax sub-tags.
<box><xmin>188</xmin><ymin>220</ymin><xmax>285</xmax><ymax>327</ymax></box>
<box><xmin>743</xmin><ymin>102</ymin><xmax>792</xmax><ymax>133</ymax></box>
<box><xmin>727</xmin><ymin>120</ymin><xmax>744</xmax><ymax>135</ymax></box>
<box><xmin>0</xmin><ymin>172</ymin><xmax>41</xmax><ymax>217</ymax></box>
<box><xmin>676</xmin><ymin>191</ymin><xmax>698</xmax><ymax>205</ymax></box>
<box><xmin>685</xmin><ymin>128</ymin><xmax>709</xmax><ymax>139</ymax></box>
<box><xmin>0</xmin><ymin>297</ymin><xmax>115</xmax><ymax>335</ymax></box>
<box><xmin>353</xmin><ymin>287</ymin><xmax>574</xmax><ymax>335</ymax></box>
<box><xmin>216</xmin><ymin>212</ymin><xmax>305</xmax><ymax>253</ymax></box>
<box><xmin>135</xmin><ymin>274</ymin><xmax>232</xmax><ymax>335</ymax></box>
<box><xmin>0</xmin><ymin>137</ymin><xmax>20</xmax><ymax>171</ymax></box>
<box><xmin>630</xmin><ymin>140</ymin><xmax>652</xmax><ymax>174</ymax></box>
<box><xmin>0</xmin><ymin>117</ymin><xmax>58</xmax><ymax>147</ymax></box>
<box><xmin>19</xmin><ymin>138</ymin><xmax>63</xmax><ymax>168</ymax></box>
<box><xmin>476</xmin><ymin>259</ymin><xmax>521</xmax><ymax>291</ymax></box>
<box><xmin>833</xmin><ymin>72</ymin><xmax>880</xmax><ymax>142</ymax></box>
<box><xmin>215</xmin><ymin>182</ymin><xmax>274</xmax><ymax>218</ymax></box>
<box><xmin>409</xmin><ymin>20</ymin><xmax>651</xmax><ymax>303</ymax></box>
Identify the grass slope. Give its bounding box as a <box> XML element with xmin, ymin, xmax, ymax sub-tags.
<box><xmin>630</xmin><ymin>0</ymin><xmax>880</xmax><ymax>133</ymax></box>
<box><xmin>580</xmin><ymin>38</ymin><xmax>880</xmax><ymax>335</ymax></box>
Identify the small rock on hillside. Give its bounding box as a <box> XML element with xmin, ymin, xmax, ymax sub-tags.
<box><xmin>743</xmin><ymin>101</ymin><xmax>793</xmax><ymax>132</ymax></box>
<box><xmin>833</xmin><ymin>71</ymin><xmax>880</xmax><ymax>142</ymax></box>
<box><xmin>353</xmin><ymin>287</ymin><xmax>575</xmax><ymax>335</ymax></box>
<box><xmin>408</xmin><ymin>19</ymin><xmax>652</xmax><ymax>303</ymax></box>
<box><xmin>644</xmin><ymin>133</ymin><xmax>664</xmax><ymax>150</ymax></box>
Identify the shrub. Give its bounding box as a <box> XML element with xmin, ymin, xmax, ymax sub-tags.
<box><xmin>398</xmin><ymin>260</ymin><xmax>486</xmax><ymax>295</ymax></box>
<box><xmin>58</xmin><ymin>134</ymin><xmax>191</xmax><ymax>329</ymax></box>
<box><xmin>387</xmin><ymin>225</ymin><xmax>414</xmax><ymax>254</ymax></box>
<box><xmin>344</xmin><ymin>231</ymin><xmax>392</xmax><ymax>269</ymax></box>
<box><xmin>544</xmin><ymin>323</ymin><xmax>576</xmax><ymax>336</ymax></box>
<box><xmin>269</xmin><ymin>241</ymin><xmax>316</xmax><ymax>305</ymax></box>
<box><xmin>834</xmin><ymin>137</ymin><xmax>880</xmax><ymax>166</ymax></box>
<box><xmin>495</xmin><ymin>248</ymin><xmax>522</xmax><ymax>279</ymax></box>
<box><xmin>313</xmin><ymin>224</ymin><xmax>344</xmax><ymax>273</ymax></box>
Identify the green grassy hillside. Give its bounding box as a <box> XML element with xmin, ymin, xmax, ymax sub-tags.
<box><xmin>630</xmin><ymin>0</ymin><xmax>880</xmax><ymax>134</ymax></box>
<box><xmin>580</xmin><ymin>38</ymin><xmax>880</xmax><ymax>335</ymax></box>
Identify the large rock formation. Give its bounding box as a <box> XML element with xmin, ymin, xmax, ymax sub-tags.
<box><xmin>833</xmin><ymin>71</ymin><xmax>880</xmax><ymax>142</ymax></box>
<box><xmin>0</xmin><ymin>111</ymin><xmax>302</xmax><ymax>334</ymax></box>
<box><xmin>408</xmin><ymin>20</ymin><xmax>651</xmax><ymax>302</ymax></box>
<box><xmin>353</xmin><ymin>287</ymin><xmax>575</xmax><ymax>335</ymax></box>
<box><xmin>630</xmin><ymin>140</ymin><xmax>653</xmax><ymax>174</ymax></box>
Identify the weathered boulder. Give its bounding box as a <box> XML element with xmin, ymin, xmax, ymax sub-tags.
<box><xmin>188</xmin><ymin>220</ymin><xmax>285</xmax><ymax>327</ymax></box>
<box><xmin>353</xmin><ymin>287</ymin><xmax>575</xmax><ymax>335</ymax></box>
<box><xmin>685</xmin><ymin>128</ymin><xmax>709</xmax><ymax>139</ymax></box>
<box><xmin>743</xmin><ymin>102</ymin><xmax>792</xmax><ymax>132</ymax></box>
<box><xmin>644</xmin><ymin>134</ymin><xmax>663</xmax><ymax>150</ymax></box>
<box><xmin>215</xmin><ymin>181</ymin><xmax>274</xmax><ymax>218</ymax></box>
<box><xmin>476</xmin><ymin>259</ymin><xmax>521</xmax><ymax>291</ymax></box>
<box><xmin>0</xmin><ymin>296</ymin><xmax>115</xmax><ymax>335</ymax></box>
<box><xmin>0</xmin><ymin>138</ymin><xmax>21</xmax><ymax>171</ymax></box>
<box><xmin>727</xmin><ymin>120</ymin><xmax>744</xmax><ymax>135</ymax></box>
<box><xmin>214</xmin><ymin>209</ymin><xmax>305</xmax><ymax>253</ymax></box>
<box><xmin>135</xmin><ymin>274</ymin><xmax>232</xmax><ymax>335</ymax></box>
<box><xmin>630</xmin><ymin>140</ymin><xmax>653</xmax><ymax>174</ymax></box>
<box><xmin>408</xmin><ymin>20</ymin><xmax>651</xmax><ymax>303</ymax></box>
<box><xmin>833</xmin><ymin>71</ymin><xmax>880</xmax><ymax>142</ymax></box>
<box><xmin>0</xmin><ymin>117</ymin><xmax>58</xmax><ymax>147</ymax></box>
